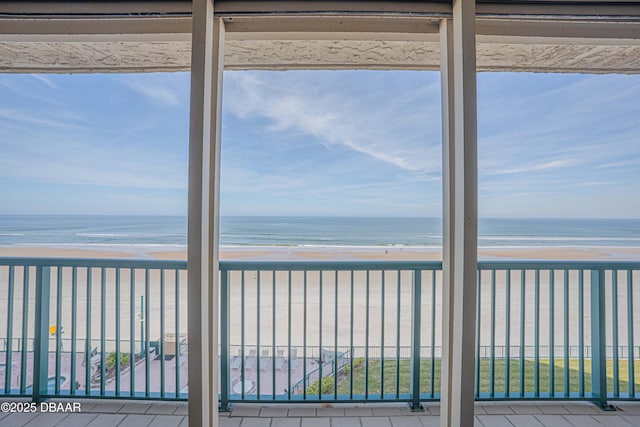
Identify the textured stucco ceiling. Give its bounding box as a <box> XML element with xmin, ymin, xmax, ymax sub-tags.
<box><xmin>1</xmin><ymin>2</ymin><xmax>639</xmax><ymax>74</ymax></box>
<box><xmin>1</xmin><ymin>38</ymin><xmax>640</xmax><ymax>74</ymax></box>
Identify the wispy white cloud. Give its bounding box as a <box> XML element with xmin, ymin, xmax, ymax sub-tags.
<box><xmin>29</xmin><ymin>74</ymin><xmax>58</xmax><ymax>89</ymax></box>
<box><xmin>220</xmin><ymin>71</ymin><xmax>444</xmax><ymax>215</ymax></box>
<box><xmin>113</xmin><ymin>74</ymin><xmax>188</xmax><ymax>107</ymax></box>
<box><xmin>0</xmin><ymin>141</ymin><xmax>187</xmax><ymax>190</ymax></box>
<box><xmin>0</xmin><ymin>108</ymin><xmax>87</xmax><ymax>131</ymax></box>
<box><xmin>488</xmin><ymin>159</ymin><xmax>573</xmax><ymax>176</ymax></box>
<box><xmin>478</xmin><ymin>74</ymin><xmax>640</xmax><ymax>178</ymax></box>
<box><xmin>224</xmin><ymin>71</ymin><xmax>441</xmax><ymax>173</ymax></box>
<box><xmin>0</xmin><ymin>74</ymin><xmax>189</xmax><ymax>195</ymax></box>
<box><xmin>594</xmin><ymin>159</ymin><xmax>640</xmax><ymax>169</ymax></box>
<box><xmin>575</xmin><ymin>181</ymin><xmax>612</xmax><ymax>187</ymax></box>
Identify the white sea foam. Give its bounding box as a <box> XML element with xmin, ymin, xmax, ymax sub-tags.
<box><xmin>221</xmin><ymin>244</ymin><xmax>441</xmax><ymax>250</ymax></box>
<box><xmin>75</xmin><ymin>233</ymin><xmax>131</xmax><ymax>237</ymax></box>
<box><xmin>481</xmin><ymin>236</ymin><xmax>640</xmax><ymax>242</ymax></box>
<box><xmin>13</xmin><ymin>243</ymin><xmax>186</xmax><ymax>249</ymax></box>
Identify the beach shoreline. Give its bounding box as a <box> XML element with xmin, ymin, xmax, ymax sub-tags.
<box><xmin>1</xmin><ymin>244</ymin><xmax>639</xmax><ymax>261</ymax></box>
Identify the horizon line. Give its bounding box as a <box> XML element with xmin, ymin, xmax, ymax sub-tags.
<box><xmin>0</xmin><ymin>214</ymin><xmax>639</xmax><ymax>221</ymax></box>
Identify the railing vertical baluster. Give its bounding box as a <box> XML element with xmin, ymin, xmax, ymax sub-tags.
<box><xmin>550</xmin><ymin>270</ymin><xmax>555</xmax><ymax>397</ymax></box>
<box><xmin>85</xmin><ymin>268</ymin><xmax>92</xmax><ymax>395</ymax></box>
<box><xmin>534</xmin><ymin>269</ymin><xmax>540</xmax><ymax>398</ymax></box>
<box><xmin>563</xmin><ymin>269</ymin><xmax>569</xmax><ymax>398</ymax></box>
<box><xmin>115</xmin><ymin>268</ymin><xmax>121</xmax><ymax>397</ymax></box>
<box><xmin>490</xmin><ymin>269</ymin><xmax>496</xmax><ymax>398</ymax></box>
<box><xmin>579</xmin><ymin>270</ymin><xmax>585</xmax><ymax>397</ymax></box>
<box><xmin>365</xmin><ymin>270</ymin><xmax>370</xmax><ymax>399</ymax></box>
<box><xmin>257</xmin><ymin>270</ymin><xmax>261</xmax><ymax>400</ymax></box>
<box><xmin>319</xmin><ymin>270</ymin><xmax>323</xmax><ymax>400</ymax></box>
<box><xmin>430</xmin><ymin>270</ymin><xmax>436</xmax><ymax>398</ymax></box>
<box><xmin>220</xmin><ymin>268</ymin><xmax>230</xmax><ymax>411</ymax></box>
<box><xmin>20</xmin><ymin>266</ymin><xmax>29</xmax><ymax>394</ymax></box>
<box><xmin>241</xmin><ymin>271</ymin><xmax>245</xmax><ymax>398</ymax></box>
<box><xmin>33</xmin><ymin>266</ymin><xmax>51</xmax><ymax>402</ymax></box>
<box><xmin>410</xmin><ymin>269</ymin><xmax>422</xmax><ymax>411</ymax></box>
<box><xmin>100</xmin><ymin>268</ymin><xmax>106</xmax><ymax>396</ymax></box>
<box><xmin>334</xmin><ymin>270</ymin><xmax>338</xmax><ymax>401</ymax></box>
<box><xmin>396</xmin><ymin>270</ymin><xmax>401</xmax><ymax>400</ymax></box>
<box><xmin>175</xmin><ymin>269</ymin><xmax>181</xmax><ymax>398</ymax></box>
<box><xmin>287</xmin><ymin>271</ymin><xmax>291</xmax><ymax>400</ymax></box>
<box><xmin>475</xmin><ymin>270</ymin><xmax>481</xmax><ymax>398</ymax></box>
<box><xmin>520</xmin><ymin>270</ymin><xmax>525</xmax><ymax>398</ymax></box>
<box><xmin>55</xmin><ymin>267</ymin><xmax>63</xmax><ymax>394</ymax></box>
<box><xmin>70</xmin><ymin>267</ymin><xmax>77</xmax><ymax>395</ymax></box>
<box><xmin>381</xmin><ymin>271</ymin><xmax>385</xmax><ymax>400</ymax></box>
<box><xmin>505</xmin><ymin>269</ymin><xmax>511</xmax><ymax>397</ymax></box>
<box><xmin>160</xmin><ymin>269</ymin><xmax>166</xmax><ymax>398</ymax></box>
<box><xmin>144</xmin><ymin>269</ymin><xmax>150</xmax><ymax>397</ymax></box>
<box><xmin>303</xmin><ymin>271</ymin><xmax>307</xmax><ymax>400</ymax></box>
<box><xmin>272</xmin><ymin>271</ymin><xmax>276</xmax><ymax>400</ymax></box>
<box><xmin>349</xmin><ymin>270</ymin><xmax>354</xmax><ymax>399</ymax></box>
<box><xmin>5</xmin><ymin>266</ymin><xmax>14</xmax><ymax>393</ymax></box>
<box><xmin>628</xmin><ymin>269</ymin><xmax>635</xmax><ymax>398</ymax></box>
<box><xmin>130</xmin><ymin>268</ymin><xmax>136</xmax><ymax>397</ymax></box>
<box><xmin>612</xmin><ymin>270</ymin><xmax>619</xmax><ymax>398</ymax></box>
<box><xmin>591</xmin><ymin>268</ymin><xmax>611</xmax><ymax>409</ymax></box>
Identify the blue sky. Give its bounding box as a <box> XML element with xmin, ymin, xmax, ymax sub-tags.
<box><xmin>0</xmin><ymin>71</ymin><xmax>638</xmax><ymax>218</ymax></box>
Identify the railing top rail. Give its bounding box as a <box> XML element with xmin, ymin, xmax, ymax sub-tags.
<box><xmin>0</xmin><ymin>257</ymin><xmax>638</xmax><ymax>271</ymax></box>
<box><xmin>0</xmin><ymin>257</ymin><xmax>187</xmax><ymax>269</ymax></box>
<box><xmin>219</xmin><ymin>260</ymin><xmax>443</xmax><ymax>271</ymax></box>
<box><xmin>220</xmin><ymin>260</ymin><xmax>640</xmax><ymax>271</ymax></box>
<box><xmin>477</xmin><ymin>260</ymin><xmax>640</xmax><ymax>270</ymax></box>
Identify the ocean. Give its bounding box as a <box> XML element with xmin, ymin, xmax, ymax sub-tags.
<box><xmin>0</xmin><ymin>215</ymin><xmax>639</xmax><ymax>249</ymax></box>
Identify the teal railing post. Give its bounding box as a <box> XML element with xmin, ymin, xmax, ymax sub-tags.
<box><xmin>5</xmin><ymin>266</ymin><xmax>15</xmax><ymax>394</ymax></box>
<box><xmin>219</xmin><ymin>269</ymin><xmax>231</xmax><ymax>412</ymax></box>
<box><xmin>590</xmin><ymin>269</ymin><xmax>615</xmax><ymax>410</ymax></box>
<box><xmin>32</xmin><ymin>266</ymin><xmax>51</xmax><ymax>403</ymax></box>
<box><xmin>410</xmin><ymin>269</ymin><xmax>424</xmax><ymax>411</ymax></box>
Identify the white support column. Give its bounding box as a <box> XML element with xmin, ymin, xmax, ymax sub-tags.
<box><xmin>188</xmin><ymin>0</ymin><xmax>225</xmax><ymax>426</ymax></box>
<box><xmin>439</xmin><ymin>17</ymin><xmax>456</xmax><ymax>427</ymax></box>
<box><xmin>439</xmin><ymin>0</ymin><xmax>478</xmax><ymax>424</ymax></box>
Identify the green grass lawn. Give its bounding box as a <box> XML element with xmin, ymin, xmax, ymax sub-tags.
<box><xmin>308</xmin><ymin>358</ymin><xmax>640</xmax><ymax>396</ymax></box>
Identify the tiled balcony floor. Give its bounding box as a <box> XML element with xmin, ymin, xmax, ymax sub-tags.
<box><xmin>0</xmin><ymin>399</ymin><xmax>639</xmax><ymax>426</ymax></box>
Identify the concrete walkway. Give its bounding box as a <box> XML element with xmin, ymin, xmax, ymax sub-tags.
<box><xmin>0</xmin><ymin>399</ymin><xmax>639</xmax><ymax>426</ymax></box>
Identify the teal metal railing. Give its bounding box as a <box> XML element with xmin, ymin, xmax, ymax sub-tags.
<box><xmin>475</xmin><ymin>261</ymin><xmax>640</xmax><ymax>409</ymax></box>
<box><xmin>0</xmin><ymin>257</ymin><xmax>638</xmax><ymax>409</ymax></box>
<box><xmin>218</xmin><ymin>261</ymin><xmax>439</xmax><ymax>410</ymax></box>
<box><xmin>0</xmin><ymin>258</ymin><xmax>188</xmax><ymax>401</ymax></box>
<box><xmin>219</xmin><ymin>260</ymin><xmax>640</xmax><ymax>409</ymax></box>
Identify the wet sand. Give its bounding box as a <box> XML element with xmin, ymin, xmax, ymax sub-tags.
<box><xmin>0</xmin><ymin>247</ymin><xmax>137</xmax><ymax>259</ymax></box>
<box><xmin>151</xmin><ymin>246</ymin><xmax>640</xmax><ymax>262</ymax></box>
<box><xmin>2</xmin><ymin>244</ymin><xmax>639</xmax><ymax>262</ymax></box>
